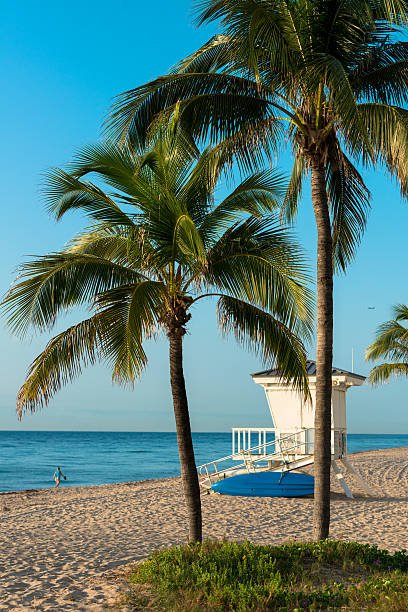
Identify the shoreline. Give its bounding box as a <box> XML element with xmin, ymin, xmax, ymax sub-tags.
<box><xmin>1</xmin><ymin>445</ymin><xmax>408</xmax><ymax>497</ymax></box>
<box><xmin>0</xmin><ymin>476</ymin><xmax>180</xmax><ymax>497</ymax></box>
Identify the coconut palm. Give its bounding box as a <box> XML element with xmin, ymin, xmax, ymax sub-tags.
<box><xmin>106</xmin><ymin>0</ymin><xmax>408</xmax><ymax>539</ymax></box>
<box><xmin>2</xmin><ymin>125</ymin><xmax>313</xmax><ymax>542</ymax></box>
<box><xmin>366</xmin><ymin>304</ymin><xmax>408</xmax><ymax>384</ymax></box>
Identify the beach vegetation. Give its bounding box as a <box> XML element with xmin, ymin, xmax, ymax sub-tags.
<box><xmin>1</xmin><ymin>122</ymin><xmax>313</xmax><ymax>542</ymax></box>
<box><xmin>366</xmin><ymin>303</ymin><xmax>408</xmax><ymax>384</ymax></box>
<box><xmin>124</xmin><ymin>539</ymin><xmax>408</xmax><ymax>611</ymax></box>
<box><xmin>106</xmin><ymin>0</ymin><xmax>408</xmax><ymax>541</ymax></box>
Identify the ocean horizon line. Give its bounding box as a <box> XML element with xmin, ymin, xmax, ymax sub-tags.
<box><xmin>1</xmin><ymin>429</ymin><xmax>408</xmax><ymax>435</ymax></box>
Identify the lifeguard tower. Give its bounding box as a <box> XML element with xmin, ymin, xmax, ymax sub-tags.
<box><xmin>198</xmin><ymin>361</ymin><xmax>373</xmax><ymax>498</ymax></box>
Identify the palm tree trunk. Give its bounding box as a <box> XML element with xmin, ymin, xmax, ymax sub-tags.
<box><xmin>310</xmin><ymin>157</ymin><xmax>333</xmax><ymax>541</ymax></box>
<box><xmin>168</xmin><ymin>328</ymin><xmax>203</xmax><ymax>542</ymax></box>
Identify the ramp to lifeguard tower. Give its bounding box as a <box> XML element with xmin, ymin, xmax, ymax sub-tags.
<box><xmin>198</xmin><ymin>428</ymin><xmax>373</xmax><ymax>498</ymax></box>
<box><xmin>198</xmin><ymin>430</ymin><xmax>314</xmax><ymax>490</ymax></box>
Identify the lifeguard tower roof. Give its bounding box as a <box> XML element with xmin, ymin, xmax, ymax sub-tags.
<box><xmin>251</xmin><ymin>360</ymin><xmax>365</xmax><ymax>382</ymax></box>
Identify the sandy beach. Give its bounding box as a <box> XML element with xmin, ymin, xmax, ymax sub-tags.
<box><xmin>0</xmin><ymin>446</ymin><xmax>407</xmax><ymax>610</ymax></box>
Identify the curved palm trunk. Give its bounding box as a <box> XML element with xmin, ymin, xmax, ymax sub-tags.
<box><xmin>168</xmin><ymin>328</ymin><xmax>202</xmax><ymax>542</ymax></box>
<box><xmin>310</xmin><ymin>158</ymin><xmax>333</xmax><ymax>541</ymax></box>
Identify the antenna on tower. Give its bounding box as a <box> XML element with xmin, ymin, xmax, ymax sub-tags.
<box><xmin>351</xmin><ymin>347</ymin><xmax>354</xmax><ymax>372</ymax></box>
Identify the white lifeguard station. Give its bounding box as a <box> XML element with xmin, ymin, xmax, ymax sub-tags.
<box><xmin>198</xmin><ymin>361</ymin><xmax>373</xmax><ymax>498</ymax></box>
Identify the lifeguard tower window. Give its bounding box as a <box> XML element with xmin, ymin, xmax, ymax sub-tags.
<box><xmin>251</xmin><ymin>360</ymin><xmax>365</xmax><ymax>460</ymax></box>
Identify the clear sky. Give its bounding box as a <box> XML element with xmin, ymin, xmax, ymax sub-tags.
<box><xmin>1</xmin><ymin>0</ymin><xmax>407</xmax><ymax>433</ymax></box>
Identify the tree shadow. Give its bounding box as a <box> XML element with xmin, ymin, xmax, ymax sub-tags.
<box><xmin>330</xmin><ymin>491</ymin><xmax>408</xmax><ymax>502</ymax></box>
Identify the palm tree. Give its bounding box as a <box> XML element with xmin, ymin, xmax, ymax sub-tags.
<box><xmin>366</xmin><ymin>304</ymin><xmax>408</xmax><ymax>384</ymax></box>
<box><xmin>2</xmin><ymin>125</ymin><xmax>313</xmax><ymax>542</ymax></box>
<box><xmin>106</xmin><ymin>0</ymin><xmax>408</xmax><ymax>539</ymax></box>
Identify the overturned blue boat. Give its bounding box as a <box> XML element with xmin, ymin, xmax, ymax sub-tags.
<box><xmin>211</xmin><ymin>471</ymin><xmax>314</xmax><ymax>497</ymax></box>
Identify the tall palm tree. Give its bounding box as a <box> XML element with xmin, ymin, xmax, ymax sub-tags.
<box><xmin>2</xmin><ymin>126</ymin><xmax>313</xmax><ymax>542</ymax></box>
<box><xmin>106</xmin><ymin>0</ymin><xmax>408</xmax><ymax>539</ymax></box>
<box><xmin>366</xmin><ymin>304</ymin><xmax>408</xmax><ymax>383</ymax></box>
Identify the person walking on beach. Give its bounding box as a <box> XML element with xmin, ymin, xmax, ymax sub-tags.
<box><xmin>53</xmin><ymin>466</ymin><xmax>66</xmax><ymax>488</ymax></box>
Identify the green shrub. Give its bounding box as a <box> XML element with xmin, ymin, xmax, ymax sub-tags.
<box><xmin>125</xmin><ymin>540</ymin><xmax>408</xmax><ymax>611</ymax></box>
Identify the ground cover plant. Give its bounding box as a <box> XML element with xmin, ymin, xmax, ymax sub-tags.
<box><xmin>124</xmin><ymin>539</ymin><xmax>408</xmax><ymax>611</ymax></box>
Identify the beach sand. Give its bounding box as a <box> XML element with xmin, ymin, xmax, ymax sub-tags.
<box><xmin>1</xmin><ymin>446</ymin><xmax>407</xmax><ymax>610</ymax></box>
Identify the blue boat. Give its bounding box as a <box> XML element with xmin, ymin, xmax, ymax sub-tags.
<box><xmin>211</xmin><ymin>471</ymin><xmax>314</xmax><ymax>497</ymax></box>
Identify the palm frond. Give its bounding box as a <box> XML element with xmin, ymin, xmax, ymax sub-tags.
<box><xmin>365</xmin><ymin>303</ymin><xmax>408</xmax><ymax>385</ymax></box>
<box><xmin>359</xmin><ymin>103</ymin><xmax>408</xmax><ymax>195</ymax></box>
<box><xmin>393</xmin><ymin>303</ymin><xmax>408</xmax><ymax>322</ymax></box>
<box><xmin>184</xmin><ymin>115</ymin><xmax>285</xmax><ymax>180</ymax></box>
<box><xmin>193</xmin><ymin>0</ymin><xmax>296</xmax><ymax>77</ymax></box>
<box><xmin>43</xmin><ymin>169</ymin><xmax>135</xmax><ymax>226</ymax></box>
<box><xmin>352</xmin><ymin>44</ymin><xmax>408</xmax><ymax>105</ymax></box>
<box><xmin>178</xmin><ymin>144</ymin><xmax>223</xmax><ymax>222</ymax></box>
<box><xmin>367</xmin><ymin>362</ymin><xmax>408</xmax><ymax>385</ymax></box>
<box><xmin>17</xmin><ymin>315</ymin><xmax>104</xmax><ymax>417</ymax></box>
<box><xmin>95</xmin><ymin>282</ymin><xmax>164</xmax><ymax>384</ymax></box>
<box><xmin>199</xmin><ymin>169</ymin><xmax>286</xmax><ymax>240</ymax></box>
<box><xmin>281</xmin><ymin>150</ymin><xmax>306</xmax><ymax>223</ymax></box>
<box><xmin>365</xmin><ymin>320</ymin><xmax>408</xmax><ymax>362</ymax></box>
<box><xmin>326</xmin><ymin>151</ymin><xmax>371</xmax><ymax>272</ymax></box>
<box><xmin>66</xmin><ymin>225</ymin><xmax>133</xmax><ymax>262</ymax></box>
<box><xmin>217</xmin><ymin>294</ymin><xmax>309</xmax><ymax>394</ymax></box>
<box><xmin>206</xmin><ymin>216</ymin><xmax>314</xmax><ymax>340</ymax></box>
<box><xmin>106</xmin><ymin>72</ymin><xmax>274</xmax><ymax>146</ymax></box>
<box><xmin>371</xmin><ymin>0</ymin><xmax>408</xmax><ymax>25</ymax></box>
<box><xmin>306</xmin><ymin>53</ymin><xmax>371</xmax><ymax>157</ymax></box>
<box><xmin>172</xmin><ymin>35</ymin><xmax>234</xmax><ymax>74</ymax></box>
<box><xmin>2</xmin><ymin>253</ymin><xmax>141</xmax><ymax>336</ymax></box>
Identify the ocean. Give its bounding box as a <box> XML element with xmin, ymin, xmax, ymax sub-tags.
<box><xmin>1</xmin><ymin>431</ymin><xmax>407</xmax><ymax>493</ymax></box>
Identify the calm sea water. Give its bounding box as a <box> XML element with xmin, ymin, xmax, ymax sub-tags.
<box><xmin>1</xmin><ymin>431</ymin><xmax>407</xmax><ymax>493</ymax></box>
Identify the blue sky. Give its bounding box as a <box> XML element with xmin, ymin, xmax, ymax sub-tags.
<box><xmin>1</xmin><ymin>0</ymin><xmax>407</xmax><ymax>433</ymax></box>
